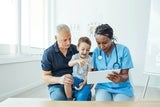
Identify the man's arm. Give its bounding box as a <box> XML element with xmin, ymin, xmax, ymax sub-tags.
<box><xmin>42</xmin><ymin>71</ymin><xmax>73</xmax><ymax>85</ymax></box>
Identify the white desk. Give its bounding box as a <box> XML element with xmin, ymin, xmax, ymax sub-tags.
<box><xmin>1</xmin><ymin>98</ymin><xmax>160</xmax><ymax>107</ymax></box>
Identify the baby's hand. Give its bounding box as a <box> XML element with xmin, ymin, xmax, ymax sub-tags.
<box><xmin>77</xmin><ymin>59</ymin><xmax>88</xmax><ymax>67</ymax></box>
<box><xmin>74</xmin><ymin>82</ymin><xmax>85</xmax><ymax>90</ymax></box>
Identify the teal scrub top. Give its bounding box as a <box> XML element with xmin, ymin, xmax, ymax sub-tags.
<box><xmin>92</xmin><ymin>44</ymin><xmax>134</xmax><ymax>97</ymax></box>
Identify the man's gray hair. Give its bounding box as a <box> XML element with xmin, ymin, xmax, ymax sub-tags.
<box><xmin>56</xmin><ymin>24</ymin><xmax>70</xmax><ymax>35</ymax></box>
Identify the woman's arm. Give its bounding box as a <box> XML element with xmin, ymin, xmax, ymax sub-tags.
<box><xmin>107</xmin><ymin>69</ymin><xmax>129</xmax><ymax>84</ymax></box>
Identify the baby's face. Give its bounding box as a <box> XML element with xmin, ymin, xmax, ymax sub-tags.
<box><xmin>77</xmin><ymin>42</ymin><xmax>91</xmax><ymax>59</ymax></box>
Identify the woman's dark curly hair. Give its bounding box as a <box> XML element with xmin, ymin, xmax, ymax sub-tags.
<box><xmin>94</xmin><ymin>24</ymin><xmax>113</xmax><ymax>39</ymax></box>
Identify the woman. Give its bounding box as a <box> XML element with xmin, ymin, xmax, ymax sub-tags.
<box><xmin>92</xmin><ymin>24</ymin><xmax>134</xmax><ymax>101</ymax></box>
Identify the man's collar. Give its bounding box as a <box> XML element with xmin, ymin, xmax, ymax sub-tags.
<box><xmin>54</xmin><ymin>42</ymin><xmax>72</xmax><ymax>53</ymax></box>
<box><xmin>54</xmin><ymin>42</ymin><xmax>59</xmax><ymax>52</ymax></box>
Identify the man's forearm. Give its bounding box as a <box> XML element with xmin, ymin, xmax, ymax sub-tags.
<box><xmin>42</xmin><ymin>75</ymin><xmax>60</xmax><ymax>84</ymax></box>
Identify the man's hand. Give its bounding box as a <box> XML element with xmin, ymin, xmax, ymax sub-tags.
<box><xmin>59</xmin><ymin>74</ymin><xmax>73</xmax><ymax>85</ymax></box>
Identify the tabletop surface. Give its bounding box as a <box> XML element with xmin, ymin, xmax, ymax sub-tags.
<box><xmin>1</xmin><ymin>98</ymin><xmax>160</xmax><ymax>107</ymax></box>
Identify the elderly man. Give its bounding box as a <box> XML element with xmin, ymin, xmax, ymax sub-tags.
<box><xmin>41</xmin><ymin>24</ymin><xmax>91</xmax><ymax>101</ymax></box>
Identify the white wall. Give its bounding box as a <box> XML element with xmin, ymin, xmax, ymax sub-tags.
<box><xmin>145</xmin><ymin>0</ymin><xmax>160</xmax><ymax>74</ymax></box>
<box><xmin>1</xmin><ymin>0</ymin><xmax>159</xmax><ymax>101</ymax></box>
<box><xmin>0</xmin><ymin>59</ymin><xmax>43</xmax><ymax>101</ymax></box>
<box><xmin>53</xmin><ymin>0</ymin><xmax>160</xmax><ymax>87</ymax></box>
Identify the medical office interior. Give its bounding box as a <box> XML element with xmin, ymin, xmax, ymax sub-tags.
<box><xmin>0</xmin><ymin>0</ymin><xmax>160</xmax><ymax>102</ymax></box>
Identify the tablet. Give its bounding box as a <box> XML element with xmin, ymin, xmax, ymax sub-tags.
<box><xmin>87</xmin><ymin>69</ymin><xmax>120</xmax><ymax>84</ymax></box>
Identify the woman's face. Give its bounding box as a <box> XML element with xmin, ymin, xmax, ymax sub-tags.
<box><xmin>95</xmin><ymin>35</ymin><xmax>112</xmax><ymax>52</ymax></box>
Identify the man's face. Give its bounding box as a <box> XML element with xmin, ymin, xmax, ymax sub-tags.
<box><xmin>56</xmin><ymin>29</ymin><xmax>71</xmax><ymax>49</ymax></box>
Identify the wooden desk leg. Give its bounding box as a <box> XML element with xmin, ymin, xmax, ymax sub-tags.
<box><xmin>142</xmin><ymin>75</ymin><xmax>150</xmax><ymax>98</ymax></box>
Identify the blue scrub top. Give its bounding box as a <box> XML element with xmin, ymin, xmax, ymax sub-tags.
<box><xmin>92</xmin><ymin>44</ymin><xmax>134</xmax><ymax>97</ymax></box>
<box><xmin>41</xmin><ymin>42</ymin><xmax>78</xmax><ymax>87</ymax></box>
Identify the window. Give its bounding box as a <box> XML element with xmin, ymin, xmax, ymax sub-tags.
<box><xmin>0</xmin><ymin>0</ymin><xmax>18</xmax><ymax>55</ymax></box>
<box><xmin>0</xmin><ymin>0</ymin><xmax>49</xmax><ymax>56</ymax></box>
<box><xmin>21</xmin><ymin>0</ymin><xmax>47</xmax><ymax>55</ymax></box>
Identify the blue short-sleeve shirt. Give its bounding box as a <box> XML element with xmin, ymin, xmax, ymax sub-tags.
<box><xmin>41</xmin><ymin>42</ymin><xmax>78</xmax><ymax>85</ymax></box>
<box><xmin>92</xmin><ymin>44</ymin><xmax>134</xmax><ymax>97</ymax></box>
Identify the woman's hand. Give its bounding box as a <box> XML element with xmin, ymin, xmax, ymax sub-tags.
<box><xmin>107</xmin><ymin>72</ymin><xmax>121</xmax><ymax>83</ymax></box>
<box><xmin>107</xmin><ymin>69</ymin><xmax>129</xmax><ymax>84</ymax></box>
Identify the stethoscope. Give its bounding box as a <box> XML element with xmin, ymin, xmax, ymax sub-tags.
<box><xmin>98</xmin><ymin>43</ymin><xmax>120</xmax><ymax>69</ymax></box>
